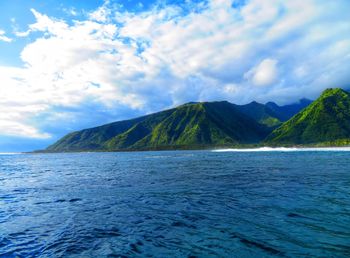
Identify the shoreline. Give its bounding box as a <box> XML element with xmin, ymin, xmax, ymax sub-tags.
<box><xmin>25</xmin><ymin>145</ymin><xmax>350</xmax><ymax>154</ymax></box>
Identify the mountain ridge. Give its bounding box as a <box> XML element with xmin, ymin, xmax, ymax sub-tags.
<box><xmin>43</xmin><ymin>95</ymin><xmax>316</xmax><ymax>152</ymax></box>
<box><xmin>43</xmin><ymin>89</ymin><xmax>350</xmax><ymax>152</ymax></box>
<box><xmin>46</xmin><ymin>101</ymin><xmax>272</xmax><ymax>152</ymax></box>
<box><xmin>266</xmin><ymin>88</ymin><xmax>350</xmax><ymax>145</ymax></box>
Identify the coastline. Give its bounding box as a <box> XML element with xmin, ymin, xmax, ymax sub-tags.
<box><xmin>31</xmin><ymin>143</ymin><xmax>350</xmax><ymax>154</ymax></box>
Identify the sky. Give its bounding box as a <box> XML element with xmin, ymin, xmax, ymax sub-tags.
<box><xmin>0</xmin><ymin>0</ymin><xmax>350</xmax><ymax>152</ymax></box>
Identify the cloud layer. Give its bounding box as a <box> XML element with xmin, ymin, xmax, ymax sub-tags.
<box><xmin>1</xmin><ymin>0</ymin><xmax>350</xmax><ymax>141</ymax></box>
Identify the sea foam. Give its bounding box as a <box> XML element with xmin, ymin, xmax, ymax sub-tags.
<box><xmin>212</xmin><ymin>147</ymin><xmax>350</xmax><ymax>152</ymax></box>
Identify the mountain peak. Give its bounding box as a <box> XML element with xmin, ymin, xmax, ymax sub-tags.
<box><xmin>266</xmin><ymin>101</ymin><xmax>278</xmax><ymax>106</ymax></box>
<box><xmin>266</xmin><ymin>88</ymin><xmax>350</xmax><ymax>145</ymax></box>
<box><xmin>183</xmin><ymin>101</ymin><xmax>199</xmax><ymax>105</ymax></box>
<box><xmin>320</xmin><ymin>88</ymin><xmax>348</xmax><ymax>98</ymax></box>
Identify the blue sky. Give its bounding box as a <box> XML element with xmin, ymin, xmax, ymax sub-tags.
<box><xmin>0</xmin><ymin>0</ymin><xmax>350</xmax><ymax>152</ymax></box>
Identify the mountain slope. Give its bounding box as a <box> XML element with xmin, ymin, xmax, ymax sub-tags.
<box><xmin>128</xmin><ymin>102</ymin><xmax>270</xmax><ymax>149</ymax></box>
<box><xmin>46</xmin><ymin>101</ymin><xmax>271</xmax><ymax>152</ymax></box>
<box><xmin>265</xmin><ymin>88</ymin><xmax>350</xmax><ymax>144</ymax></box>
<box><xmin>266</xmin><ymin>99</ymin><xmax>312</xmax><ymax>121</ymax></box>
<box><xmin>44</xmin><ymin>94</ymin><xmax>317</xmax><ymax>152</ymax></box>
<box><xmin>46</xmin><ymin>109</ymin><xmax>174</xmax><ymax>151</ymax></box>
<box><xmin>98</xmin><ymin>101</ymin><xmax>272</xmax><ymax>150</ymax></box>
<box><xmin>235</xmin><ymin>101</ymin><xmax>282</xmax><ymax>127</ymax></box>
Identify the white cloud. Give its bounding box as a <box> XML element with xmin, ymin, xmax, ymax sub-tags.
<box><xmin>0</xmin><ymin>29</ymin><xmax>12</xmax><ymax>42</ymax></box>
<box><xmin>245</xmin><ymin>59</ymin><xmax>279</xmax><ymax>87</ymax></box>
<box><xmin>0</xmin><ymin>120</ymin><xmax>50</xmax><ymax>139</ymax></box>
<box><xmin>1</xmin><ymin>0</ymin><xmax>350</xmax><ymax>139</ymax></box>
<box><xmin>62</xmin><ymin>7</ymin><xmax>78</xmax><ymax>17</ymax></box>
<box><xmin>89</xmin><ymin>1</ymin><xmax>112</xmax><ymax>23</ymax></box>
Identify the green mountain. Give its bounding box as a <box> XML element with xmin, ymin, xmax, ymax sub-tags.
<box><xmin>45</xmin><ymin>95</ymin><xmax>316</xmax><ymax>152</ymax></box>
<box><xmin>266</xmin><ymin>99</ymin><xmax>312</xmax><ymax>121</ymax></box>
<box><xmin>235</xmin><ymin>101</ymin><xmax>282</xmax><ymax>127</ymax></box>
<box><xmin>266</xmin><ymin>88</ymin><xmax>350</xmax><ymax>145</ymax></box>
<box><xmin>45</xmin><ymin>109</ymin><xmax>173</xmax><ymax>152</ymax></box>
<box><xmin>46</xmin><ymin>101</ymin><xmax>274</xmax><ymax>152</ymax></box>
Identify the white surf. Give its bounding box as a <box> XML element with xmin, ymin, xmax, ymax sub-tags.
<box><xmin>212</xmin><ymin>147</ymin><xmax>350</xmax><ymax>152</ymax></box>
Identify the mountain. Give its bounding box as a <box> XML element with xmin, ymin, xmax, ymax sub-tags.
<box><xmin>46</xmin><ymin>101</ymin><xmax>273</xmax><ymax>152</ymax></box>
<box><xmin>44</xmin><ymin>95</ymin><xmax>315</xmax><ymax>152</ymax></box>
<box><xmin>45</xmin><ymin>109</ymin><xmax>174</xmax><ymax>152</ymax></box>
<box><xmin>265</xmin><ymin>98</ymin><xmax>312</xmax><ymax>121</ymax></box>
<box><xmin>235</xmin><ymin>101</ymin><xmax>282</xmax><ymax>127</ymax></box>
<box><xmin>265</xmin><ymin>88</ymin><xmax>350</xmax><ymax>145</ymax></box>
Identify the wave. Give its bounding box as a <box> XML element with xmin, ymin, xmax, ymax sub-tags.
<box><xmin>212</xmin><ymin>147</ymin><xmax>350</xmax><ymax>152</ymax></box>
<box><xmin>0</xmin><ymin>152</ymin><xmax>22</xmax><ymax>155</ymax></box>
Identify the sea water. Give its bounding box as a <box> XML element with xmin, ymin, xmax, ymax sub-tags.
<box><xmin>1</xmin><ymin>150</ymin><xmax>350</xmax><ymax>257</ymax></box>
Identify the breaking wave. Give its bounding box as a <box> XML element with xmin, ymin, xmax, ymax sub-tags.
<box><xmin>212</xmin><ymin>147</ymin><xmax>350</xmax><ymax>152</ymax></box>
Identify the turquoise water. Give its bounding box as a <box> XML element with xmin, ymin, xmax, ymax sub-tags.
<box><xmin>1</xmin><ymin>150</ymin><xmax>350</xmax><ymax>257</ymax></box>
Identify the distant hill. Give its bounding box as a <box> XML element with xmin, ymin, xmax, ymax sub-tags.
<box><xmin>265</xmin><ymin>88</ymin><xmax>350</xmax><ymax>145</ymax></box>
<box><xmin>265</xmin><ymin>98</ymin><xmax>312</xmax><ymax>121</ymax></box>
<box><xmin>235</xmin><ymin>101</ymin><xmax>283</xmax><ymax>127</ymax></box>
<box><xmin>44</xmin><ymin>96</ymin><xmax>314</xmax><ymax>152</ymax></box>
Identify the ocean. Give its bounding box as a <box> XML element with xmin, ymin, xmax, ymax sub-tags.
<box><xmin>1</xmin><ymin>150</ymin><xmax>350</xmax><ymax>257</ymax></box>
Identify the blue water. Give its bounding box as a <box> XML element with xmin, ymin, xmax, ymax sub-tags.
<box><xmin>1</xmin><ymin>150</ymin><xmax>350</xmax><ymax>257</ymax></box>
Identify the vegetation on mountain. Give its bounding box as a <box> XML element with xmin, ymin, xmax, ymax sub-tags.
<box><xmin>266</xmin><ymin>99</ymin><xmax>312</xmax><ymax>121</ymax></box>
<box><xmin>266</xmin><ymin>88</ymin><xmax>350</xmax><ymax>144</ymax></box>
<box><xmin>46</xmin><ymin>101</ymin><xmax>275</xmax><ymax>152</ymax></box>
<box><xmin>235</xmin><ymin>101</ymin><xmax>282</xmax><ymax>127</ymax></box>
<box><xmin>46</xmin><ymin>110</ymin><xmax>174</xmax><ymax>151</ymax></box>
<box><xmin>46</xmin><ymin>88</ymin><xmax>350</xmax><ymax>152</ymax></box>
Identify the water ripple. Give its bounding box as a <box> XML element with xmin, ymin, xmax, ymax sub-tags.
<box><xmin>1</xmin><ymin>151</ymin><xmax>350</xmax><ymax>257</ymax></box>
